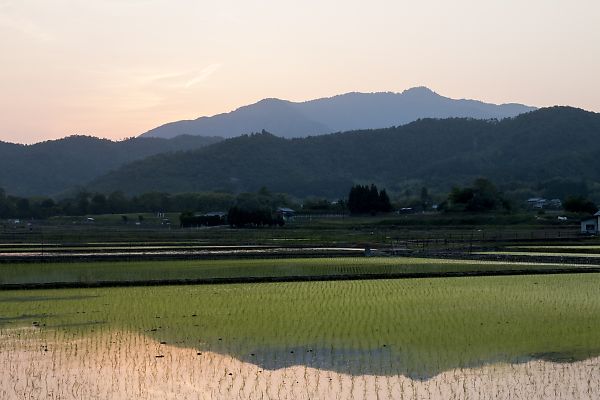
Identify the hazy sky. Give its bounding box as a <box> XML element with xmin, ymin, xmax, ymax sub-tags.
<box><xmin>1</xmin><ymin>0</ymin><xmax>599</xmax><ymax>144</ymax></box>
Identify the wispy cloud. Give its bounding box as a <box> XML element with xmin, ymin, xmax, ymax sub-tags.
<box><xmin>139</xmin><ymin>71</ymin><xmax>190</xmax><ymax>84</ymax></box>
<box><xmin>184</xmin><ymin>64</ymin><xmax>222</xmax><ymax>88</ymax></box>
<box><xmin>68</xmin><ymin>63</ymin><xmax>224</xmax><ymax>113</ymax></box>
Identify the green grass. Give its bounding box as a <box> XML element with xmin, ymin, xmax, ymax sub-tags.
<box><xmin>1</xmin><ymin>274</ymin><xmax>600</xmax><ymax>379</ymax></box>
<box><xmin>1</xmin><ymin>257</ymin><xmax>598</xmax><ymax>286</ymax></box>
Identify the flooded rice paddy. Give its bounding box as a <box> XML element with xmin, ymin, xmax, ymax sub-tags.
<box><xmin>0</xmin><ymin>246</ymin><xmax>364</xmax><ymax>259</ymax></box>
<box><xmin>2</xmin><ymin>257</ymin><xmax>600</xmax><ymax>287</ymax></box>
<box><xmin>1</xmin><ymin>275</ymin><xmax>600</xmax><ymax>399</ymax></box>
<box><xmin>477</xmin><ymin>251</ymin><xmax>600</xmax><ymax>258</ymax></box>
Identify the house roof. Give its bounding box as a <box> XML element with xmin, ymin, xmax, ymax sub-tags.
<box><xmin>594</xmin><ymin>211</ymin><xmax>600</xmax><ymax>217</ymax></box>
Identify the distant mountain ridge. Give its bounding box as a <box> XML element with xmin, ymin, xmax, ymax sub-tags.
<box><xmin>141</xmin><ymin>87</ymin><xmax>537</xmax><ymax>139</ymax></box>
<box><xmin>0</xmin><ymin>135</ymin><xmax>222</xmax><ymax>196</ymax></box>
<box><xmin>92</xmin><ymin>107</ymin><xmax>600</xmax><ymax>199</ymax></box>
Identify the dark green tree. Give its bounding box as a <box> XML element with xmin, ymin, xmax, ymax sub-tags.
<box><xmin>446</xmin><ymin>178</ymin><xmax>509</xmax><ymax>212</ymax></box>
<box><xmin>348</xmin><ymin>184</ymin><xmax>392</xmax><ymax>214</ymax></box>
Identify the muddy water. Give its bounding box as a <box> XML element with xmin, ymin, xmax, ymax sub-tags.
<box><xmin>2</xmin><ymin>329</ymin><xmax>599</xmax><ymax>400</ymax></box>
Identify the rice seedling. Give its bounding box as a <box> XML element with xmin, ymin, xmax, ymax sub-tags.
<box><xmin>1</xmin><ymin>257</ymin><xmax>598</xmax><ymax>286</ymax></box>
<box><xmin>2</xmin><ymin>239</ymin><xmax>600</xmax><ymax>400</ymax></box>
<box><xmin>1</xmin><ymin>274</ymin><xmax>600</xmax><ymax>399</ymax></box>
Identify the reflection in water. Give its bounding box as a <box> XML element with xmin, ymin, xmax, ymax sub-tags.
<box><xmin>226</xmin><ymin>345</ymin><xmax>600</xmax><ymax>381</ymax></box>
<box><xmin>2</xmin><ymin>329</ymin><xmax>599</xmax><ymax>400</ymax></box>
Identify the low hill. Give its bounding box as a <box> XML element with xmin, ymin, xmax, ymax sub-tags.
<box><xmin>140</xmin><ymin>87</ymin><xmax>536</xmax><ymax>139</ymax></box>
<box><xmin>89</xmin><ymin>107</ymin><xmax>600</xmax><ymax>199</ymax></box>
<box><xmin>0</xmin><ymin>135</ymin><xmax>222</xmax><ymax>196</ymax></box>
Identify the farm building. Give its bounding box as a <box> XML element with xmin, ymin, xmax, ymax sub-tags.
<box><xmin>581</xmin><ymin>211</ymin><xmax>600</xmax><ymax>234</ymax></box>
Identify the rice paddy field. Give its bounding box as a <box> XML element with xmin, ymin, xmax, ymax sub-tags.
<box><xmin>0</xmin><ymin>213</ymin><xmax>585</xmax><ymax>251</ymax></box>
<box><xmin>2</xmin><ymin>273</ymin><xmax>600</xmax><ymax>399</ymax></box>
<box><xmin>478</xmin><ymin>251</ymin><xmax>600</xmax><ymax>258</ymax></box>
<box><xmin>2</xmin><ymin>218</ymin><xmax>600</xmax><ymax>399</ymax></box>
<box><xmin>1</xmin><ymin>257</ymin><xmax>600</xmax><ymax>287</ymax></box>
<box><xmin>477</xmin><ymin>243</ymin><xmax>600</xmax><ymax>260</ymax></box>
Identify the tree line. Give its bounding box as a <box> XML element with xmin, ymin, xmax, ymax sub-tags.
<box><xmin>0</xmin><ymin>189</ymin><xmax>236</xmax><ymax>219</ymax></box>
<box><xmin>1</xmin><ymin>179</ymin><xmax>598</xmax><ymax>221</ymax></box>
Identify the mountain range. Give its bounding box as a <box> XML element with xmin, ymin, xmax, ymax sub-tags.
<box><xmin>4</xmin><ymin>90</ymin><xmax>599</xmax><ymax>201</ymax></box>
<box><xmin>90</xmin><ymin>107</ymin><xmax>600</xmax><ymax>200</ymax></box>
<box><xmin>141</xmin><ymin>87</ymin><xmax>536</xmax><ymax>139</ymax></box>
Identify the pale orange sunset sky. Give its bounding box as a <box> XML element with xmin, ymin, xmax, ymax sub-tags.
<box><xmin>1</xmin><ymin>0</ymin><xmax>599</xmax><ymax>144</ymax></box>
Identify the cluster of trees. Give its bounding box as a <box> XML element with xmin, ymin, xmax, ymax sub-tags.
<box><xmin>227</xmin><ymin>206</ymin><xmax>284</xmax><ymax>228</ymax></box>
<box><xmin>0</xmin><ymin>188</ymin><xmax>62</xmax><ymax>219</ymax></box>
<box><xmin>347</xmin><ymin>184</ymin><xmax>392</xmax><ymax>214</ymax></box>
<box><xmin>226</xmin><ymin>188</ymin><xmax>289</xmax><ymax>227</ymax></box>
<box><xmin>4</xmin><ymin>177</ymin><xmax>600</xmax><ymax>223</ymax></box>
<box><xmin>0</xmin><ymin>185</ymin><xmax>299</xmax><ymax>224</ymax></box>
<box><xmin>178</xmin><ymin>188</ymin><xmax>293</xmax><ymax>229</ymax></box>
<box><xmin>442</xmin><ymin>178</ymin><xmax>511</xmax><ymax>212</ymax></box>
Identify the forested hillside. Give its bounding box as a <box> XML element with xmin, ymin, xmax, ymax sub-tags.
<box><xmin>0</xmin><ymin>135</ymin><xmax>222</xmax><ymax>196</ymax></box>
<box><xmin>89</xmin><ymin>107</ymin><xmax>600</xmax><ymax>199</ymax></box>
